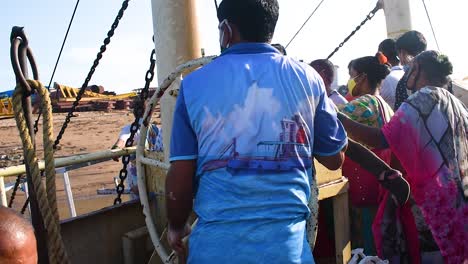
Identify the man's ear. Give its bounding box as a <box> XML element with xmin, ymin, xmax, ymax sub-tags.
<box><xmin>221</xmin><ymin>26</ymin><xmax>231</xmax><ymax>47</ymax></box>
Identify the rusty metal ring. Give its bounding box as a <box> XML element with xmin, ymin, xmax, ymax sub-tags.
<box><xmin>10</xmin><ymin>27</ymin><xmax>39</xmax><ymax>95</ymax></box>
<box><xmin>27</xmin><ymin>46</ymin><xmax>40</xmax><ymax>81</ymax></box>
<box><xmin>11</xmin><ymin>38</ymin><xmax>31</xmax><ymax>93</ymax></box>
<box><xmin>10</xmin><ymin>26</ymin><xmax>28</xmax><ymax>45</ymax></box>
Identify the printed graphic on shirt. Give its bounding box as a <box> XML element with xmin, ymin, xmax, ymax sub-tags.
<box><xmin>199</xmin><ymin>81</ymin><xmax>313</xmax><ymax>175</ymax></box>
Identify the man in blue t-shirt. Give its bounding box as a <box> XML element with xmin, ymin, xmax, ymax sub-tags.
<box><xmin>165</xmin><ymin>0</ymin><xmax>348</xmax><ymax>263</ymax></box>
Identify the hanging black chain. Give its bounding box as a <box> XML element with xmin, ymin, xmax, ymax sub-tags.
<box><xmin>21</xmin><ymin>197</ymin><xmax>30</xmax><ymax>214</ymax></box>
<box><xmin>54</xmin><ymin>0</ymin><xmax>130</xmax><ymax>150</ymax></box>
<box><xmin>327</xmin><ymin>2</ymin><xmax>382</xmax><ymax>59</ymax></box>
<box><xmin>114</xmin><ymin>49</ymin><xmax>156</xmax><ymax>205</ymax></box>
<box><xmin>10</xmin><ymin>0</ymin><xmax>130</xmax><ymax>212</ymax></box>
<box><xmin>8</xmin><ymin>175</ymin><xmax>23</xmax><ymax>208</ymax></box>
<box><xmin>33</xmin><ymin>116</ymin><xmax>40</xmax><ymax>134</ymax></box>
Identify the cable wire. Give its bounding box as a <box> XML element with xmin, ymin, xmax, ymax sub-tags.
<box><xmin>285</xmin><ymin>0</ymin><xmax>327</xmax><ymax>49</ymax></box>
<box><xmin>421</xmin><ymin>0</ymin><xmax>440</xmax><ymax>51</ymax></box>
<box><xmin>33</xmin><ymin>0</ymin><xmax>80</xmax><ymax>134</ymax></box>
<box><xmin>48</xmin><ymin>0</ymin><xmax>80</xmax><ymax>90</ymax></box>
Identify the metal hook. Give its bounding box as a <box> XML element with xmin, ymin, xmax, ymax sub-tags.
<box><xmin>374</xmin><ymin>0</ymin><xmax>385</xmax><ymax>13</ymax></box>
<box><xmin>10</xmin><ymin>26</ymin><xmax>28</xmax><ymax>45</ymax></box>
<box><xmin>10</xmin><ymin>26</ymin><xmax>40</xmax><ymax>95</ymax></box>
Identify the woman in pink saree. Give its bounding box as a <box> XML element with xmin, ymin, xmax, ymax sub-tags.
<box><xmin>339</xmin><ymin>50</ymin><xmax>468</xmax><ymax>263</ymax></box>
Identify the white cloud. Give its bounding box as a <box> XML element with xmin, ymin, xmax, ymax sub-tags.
<box><xmin>226</xmin><ymin>82</ymin><xmax>281</xmax><ymax>134</ymax></box>
<box><xmin>200</xmin><ymin>82</ymin><xmax>282</xmax><ymax>154</ymax></box>
<box><xmin>297</xmin><ymin>96</ymin><xmax>314</xmax><ymax>119</ymax></box>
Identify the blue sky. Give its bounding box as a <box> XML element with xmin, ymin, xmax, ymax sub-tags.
<box><xmin>1</xmin><ymin>0</ymin><xmax>467</xmax><ymax>93</ymax></box>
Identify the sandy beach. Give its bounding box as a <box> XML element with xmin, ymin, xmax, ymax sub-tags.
<box><xmin>0</xmin><ymin>110</ymin><xmax>139</xmax><ymax>219</ymax></box>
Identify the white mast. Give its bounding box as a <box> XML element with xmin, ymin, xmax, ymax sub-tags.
<box><xmin>150</xmin><ymin>0</ymin><xmax>201</xmax><ymax>161</ymax></box>
<box><xmin>383</xmin><ymin>0</ymin><xmax>413</xmax><ymax>38</ymax></box>
<box><xmin>150</xmin><ymin>0</ymin><xmax>201</xmax><ymax>81</ymax></box>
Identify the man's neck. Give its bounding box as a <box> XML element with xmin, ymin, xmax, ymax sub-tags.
<box><xmin>232</xmin><ymin>40</ymin><xmax>271</xmax><ymax>45</ymax></box>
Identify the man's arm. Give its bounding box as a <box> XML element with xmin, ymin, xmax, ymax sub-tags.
<box><xmin>166</xmin><ymin>85</ymin><xmax>198</xmax><ymax>254</ymax></box>
<box><xmin>112</xmin><ymin>127</ymin><xmax>130</xmax><ymax>161</ymax></box>
<box><xmin>315</xmin><ymin>145</ymin><xmax>347</xmax><ymax>171</ymax></box>
<box><xmin>166</xmin><ymin>160</ymin><xmax>196</xmax><ymax>252</ymax></box>
<box><xmin>338</xmin><ymin>112</ymin><xmax>387</xmax><ymax>149</ymax></box>
<box><xmin>112</xmin><ymin>139</ymin><xmax>125</xmax><ymax>149</ymax></box>
<box><xmin>166</xmin><ymin>160</ymin><xmax>196</xmax><ymax>228</ymax></box>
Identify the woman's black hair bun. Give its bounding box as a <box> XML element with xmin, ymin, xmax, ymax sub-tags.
<box><xmin>436</xmin><ymin>54</ymin><xmax>453</xmax><ymax>76</ymax></box>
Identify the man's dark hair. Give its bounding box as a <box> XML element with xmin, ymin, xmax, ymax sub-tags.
<box><xmin>396</xmin><ymin>30</ymin><xmax>427</xmax><ymax>56</ymax></box>
<box><xmin>310</xmin><ymin>59</ymin><xmax>335</xmax><ymax>86</ymax></box>
<box><xmin>217</xmin><ymin>0</ymin><xmax>279</xmax><ymax>43</ymax></box>
<box><xmin>378</xmin><ymin>38</ymin><xmax>399</xmax><ymax>65</ymax></box>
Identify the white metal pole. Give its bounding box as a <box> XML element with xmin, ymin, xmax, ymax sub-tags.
<box><xmin>23</xmin><ymin>182</ymin><xmax>31</xmax><ymax>215</ymax></box>
<box><xmin>383</xmin><ymin>0</ymin><xmax>413</xmax><ymax>38</ymax></box>
<box><xmin>0</xmin><ymin>177</ymin><xmax>7</xmax><ymax>207</ymax></box>
<box><xmin>151</xmin><ymin>0</ymin><xmax>202</xmax><ymax>163</ymax></box>
<box><xmin>58</xmin><ymin>168</ymin><xmax>77</xmax><ymax>218</ymax></box>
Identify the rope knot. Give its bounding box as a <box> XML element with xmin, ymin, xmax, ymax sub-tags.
<box><xmin>14</xmin><ymin>79</ymin><xmax>43</xmax><ymax>98</ymax></box>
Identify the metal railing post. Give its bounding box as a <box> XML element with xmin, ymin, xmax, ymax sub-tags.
<box><xmin>0</xmin><ymin>177</ymin><xmax>7</xmax><ymax>206</ymax></box>
<box><xmin>57</xmin><ymin>168</ymin><xmax>77</xmax><ymax>218</ymax></box>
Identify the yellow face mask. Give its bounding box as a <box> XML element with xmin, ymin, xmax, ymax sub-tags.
<box><xmin>347</xmin><ymin>74</ymin><xmax>362</xmax><ymax>97</ymax></box>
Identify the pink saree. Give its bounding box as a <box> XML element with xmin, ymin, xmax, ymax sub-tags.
<box><xmin>381</xmin><ymin>87</ymin><xmax>468</xmax><ymax>263</ymax></box>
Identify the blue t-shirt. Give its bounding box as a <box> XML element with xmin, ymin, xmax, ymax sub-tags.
<box><xmin>170</xmin><ymin>43</ymin><xmax>347</xmax><ymax>264</ymax></box>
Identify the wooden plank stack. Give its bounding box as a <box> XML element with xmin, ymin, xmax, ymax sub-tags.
<box><xmin>115</xmin><ymin>100</ymin><xmax>133</xmax><ymax>110</ymax></box>
<box><xmin>51</xmin><ymin>83</ymin><xmax>138</xmax><ymax>113</ymax></box>
<box><xmin>53</xmin><ymin>102</ymin><xmax>94</xmax><ymax>113</ymax></box>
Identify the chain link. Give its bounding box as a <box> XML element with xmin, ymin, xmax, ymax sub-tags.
<box><xmin>34</xmin><ymin>114</ymin><xmax>40</xmax><ymax>133</ymax></box>
<box><xmin>54</xmin><ymin>0</ymin><xmax>130</xmax><ymax>150</ymax></box>
<box><xmin>9</xmin><ymin>0</ymin><xmax>130</xmax><ymax>211</ymax></box>
<box><xmin>8</xmin><ymin>174</ymin><xmax>23</xmax><ymax>208</ymax></box>
<box><xmin>326</xmin><ymin>6</ymin><xmax>380</xmax><ymax>59</ymax></box>
<box><xmin>114</xmin><ymin>49</ymin><xmax>156</xmax><ymax>204</ymax></box>
<box><xmin>21</xmin><ymin>197</ymin><xmax>30</xmax><ymax>214</ymax></box>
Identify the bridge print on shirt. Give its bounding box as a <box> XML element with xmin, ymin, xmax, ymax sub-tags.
<box><xmin>200</xmin><ymin>81</ymin><xmax>313</xmax><ymax>175</ymax></box>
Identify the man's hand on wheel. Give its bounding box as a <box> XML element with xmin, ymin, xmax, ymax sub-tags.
<box><xmin>167</xmin><ymin>223</ymin><xmax>191</xmax><ymax>254</ymax></box>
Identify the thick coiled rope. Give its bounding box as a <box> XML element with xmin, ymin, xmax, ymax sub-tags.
<box><xmin>13</xmin><ymin>80</ymin><xmax>69</xmax><ymax>264</ymax></box>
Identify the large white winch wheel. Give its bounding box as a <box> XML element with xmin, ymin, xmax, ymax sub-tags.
<box><xmin>136</xmin><ymin>56</ymin><xmax>215</xmax><ymax>264</ymax></box>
